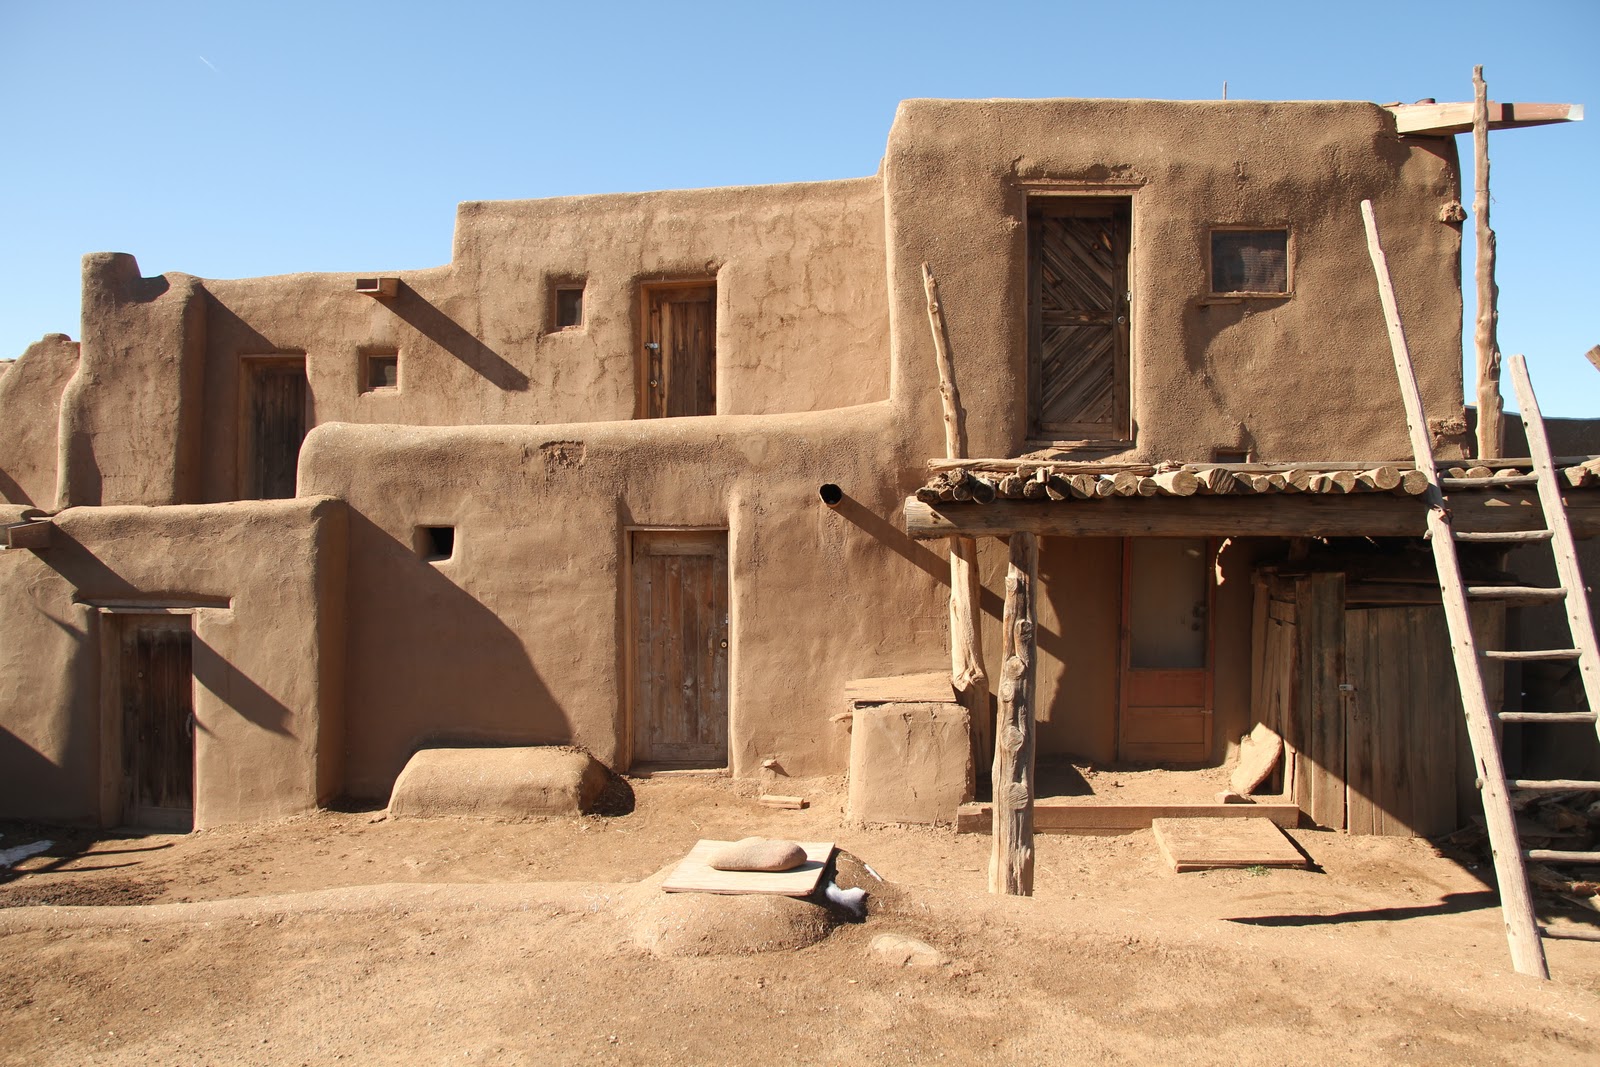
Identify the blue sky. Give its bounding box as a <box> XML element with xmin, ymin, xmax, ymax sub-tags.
<box><xmin>2</xmin><ymin>1</ymin><xmax>1595</xmax><ymax>417</ymax></box>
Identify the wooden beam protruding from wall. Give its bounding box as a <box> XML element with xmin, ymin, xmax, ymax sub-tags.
<box><xmin>1385</xmin><ymin>100</ymin><xmax>1582</xmax><ymax>136</ymax></box>
<box><xmin>990</xmin><ymin>531</ymin><xmax>1038</xmax><ymax>896</ymax></box>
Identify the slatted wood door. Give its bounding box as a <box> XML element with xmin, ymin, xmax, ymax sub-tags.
<box><xmin>642</xmin><ymin>284</ymin><xmax>716</xmax><ymax>418</ymax></box>
<box><xmin>1028</xmin><ymin>200</ymin><xmax>1131</xmax><ymax>439</ymax></box>
<box><xmin>631</xmin><ymin>530</ymin><xmax>729</xmax><ymax>766</ymax></box>
<box><xmin>245</xmin><ymin>357</ymin><xmax>309</xmax><ymax>499</ymax></box>
<box><xmin>118</xmin><ymin>616</ymin><xmax>195</xmax><ymax>831</ymax></box>
<box><xmin>1119</xmin><ymin>538</ymin><xmax>1214</xmax><ymax>762</ymax></box>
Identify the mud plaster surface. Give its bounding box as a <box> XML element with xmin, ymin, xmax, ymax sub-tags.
<box><xmin>1</xmin><ymin>777</ymin><xmax>1597</xmax><ymax>1065</ymax></box>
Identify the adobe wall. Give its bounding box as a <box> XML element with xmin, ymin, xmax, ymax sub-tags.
<box><xmin>298</xmin><ymin>406</ymin><xmax>948</xmax><ymax>797</ymax></box>
<box><xmin>0</xmin><ymin>498</ymin><xmax>346</xmax><ymax>827</ymax></box>
<box><xmin>188</xmin><ymin>177</ymin><xmax>889</xmax><ymax>502</ymax></box>
<box><xmin>881</xmin><ymin>99</ymin><xmax>1465</xmax><ymax>462</ymax></box>
<box><xmin>0</xmin><ymin>334</ymin><xmax>78</xmax><ymax>508</ymax></box>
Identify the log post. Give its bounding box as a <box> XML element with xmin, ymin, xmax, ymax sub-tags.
<box><xmin>990</xmin><ymin>531</ymin><xmax>1038</xmax><ymax>896</ymax></box>
<box><xmin>923</xmin><ymin>263</ymin><xmax>992</xmax><ymax>771</ymax></box>
<box><xmin>1473</xmin><ymin>65</ymin><xmax>1503</xmax><ymax>459</ymax></box>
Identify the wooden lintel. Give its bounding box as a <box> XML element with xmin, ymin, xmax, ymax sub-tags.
<box><xmin>957</xmin><ymin>801</ymin><xmax>1302</xmax><ymax>834</ymax></box>
<box><xmin>3</xmin><ymin>520</ymin><xmax>52</xmax><ymax>550</ymax></box>
<box><xmin>1386</xmin><ymin>101</ymin><xmax>1583</xmax><ymax>136</ymax></box>
<box><xmin>903</xmin><ymin>491</ymin><xmax>1600</xmax><ymax>541</ymax></box>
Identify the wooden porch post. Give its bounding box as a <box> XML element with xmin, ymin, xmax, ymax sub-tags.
<box><xmin>1473</xmin><ymin>64</ymin><xmax>1503</xmax><ymax>459</ymax></box>
<box><xmin>990</xmin><ymin>531</ymin><xmax>1038</xmax><ymax>895</ymax></box>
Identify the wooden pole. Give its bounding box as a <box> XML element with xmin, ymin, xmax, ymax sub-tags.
<box><xmin>922</xmin><ymin>263</ymin><xmax>992</xmax><ymax>769</ymax></box>
<box><xmin>1473</xmin><ymin>65</ymin><xmax>1504</xmax><ymax>460</ymax></box>
<box><xmin>990</xmin><ymin>531</ymin><xmax>1038</xmax><ymax>895</ymax></box>
<box><xmin>1361</xmin><ymin>199</ymin><xmax>1548</xmax><ymax>980</ymax></box>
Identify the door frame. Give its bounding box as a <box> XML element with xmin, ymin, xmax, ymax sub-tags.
<box><xmin>96</xmin><ymin>607</ymin><xmax>200</xmax><ymax>830</ymax></box>
<box><xmin>635</xmin><ymin>278</ymin><xmax>719</xmax><ymax>420</ymax></box>
<box><xmin>1116</xmin><ymin>537</ymin><xmax>1217</xmax><ymax>763</ymax></box>
<box><xmin>621</xmin><ymin>525</ymin><xmax>731</xmax><ymax>771</ymax></box>
<box><xmin>238</xmin><ymin>352</ymin><xmax>311</xmax><ymax>500</ymax></box>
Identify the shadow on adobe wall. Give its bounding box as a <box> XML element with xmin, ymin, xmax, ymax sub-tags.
<box><xmin>388</xmin><ymin>282</ymin><xmax>529</xmax><ymax>392</ymax></box>
<box><xmin>340</xmin><ymin>510</ymin><xmax>567</xmax><ymax>802</ymax></box>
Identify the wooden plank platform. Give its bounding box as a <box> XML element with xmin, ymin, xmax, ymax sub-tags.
<box><xmin>1151</xmin><ymin>817</ymin><xmax>1308</xmax><ymax>873</ymax></box>
<box><xmin>956</xmin><ymin>801</ymin><xmax>1302</xmax><ymax>834</ymax></box>
<box><xmin>662</xmin><ymin>840</ymin><xmax>833</xmax><ymax>896</ymax></box>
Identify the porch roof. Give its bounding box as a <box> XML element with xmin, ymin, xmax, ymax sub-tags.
<box><xmin>904</xmin><ymin>457</ymin><xmax>1600</xmax><ymax>541</ymax></box>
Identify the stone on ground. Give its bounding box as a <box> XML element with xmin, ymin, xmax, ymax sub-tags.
<box><xmin>869</xmin><ymin>933</ymin><xmax>945</xmax><ymax>968</ymax></box>
<box><xmin>387</xmin><ymin>746</ymin><xmax>609</xmax><ymax>819</ymax></box>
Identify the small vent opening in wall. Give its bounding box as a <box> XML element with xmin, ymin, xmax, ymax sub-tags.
<box><xmin>415</xmin><ymin>525</ymin><xmax>455</xmax><ymax>562</ymax></box>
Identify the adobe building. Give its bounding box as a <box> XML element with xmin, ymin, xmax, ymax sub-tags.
<box><xmin>0</xmin><ymin>96</ymin><xmax>1591</xmax><ymax>835</ymax></box>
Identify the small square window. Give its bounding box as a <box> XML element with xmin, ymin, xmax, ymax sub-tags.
<box><xmin>1210</xmin><ymin>229</ymin><xmax>1290</xmax><ymax>295</ymax></box>
<box><xmin>361</xmin><ymin>349</ymin><xmax>399</xmax><ymax>392</ymax></box>
<box><xmin>414</xmin><ymin>525</ymin><xmax>454</xmax><ymax>562</ymax></box>
<box><xmin>554</xmin><ymin>285</ymin><xmax>584</xmax><ymax>330</ymax></box>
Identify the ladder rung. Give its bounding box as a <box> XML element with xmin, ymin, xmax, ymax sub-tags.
<box><xmin>1482</xmin><ymin>648</ymin><xmax>1582</xmax><ymax>661</ymax></box>
<box><xmin>1454</xmin><ymin>530</ymin><xmax>1553</xmax><ymax>543</ymax></box>
<box><xmin>1525</xmin><ymin>850</ymin><xmax>1600</xmax><ymax>864</ymax></box>
<box><xmin>1443</xmin><ymin>475</ymin><xmax>1540</xmax><ymax>488</ymax></box>
<box><xmin>1497</xmin><ymin>711</ymin><xmax>1599</xmax><ymax>724</ymax></box>
<box><xmin>1466</xmin><ymin>585</ymin><xmax>1567</xmax><ymax>602</ymax></box>
<box><xmin>1508</xmin><ymin>779</ymin><xmax>1600</xmax><ymax>792</ymax></box>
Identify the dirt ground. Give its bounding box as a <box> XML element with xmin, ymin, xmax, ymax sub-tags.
<box><xmin>2</xmin><ymin>775</ymin><xmax>1599</xmax><ymax>1066</ymax></box>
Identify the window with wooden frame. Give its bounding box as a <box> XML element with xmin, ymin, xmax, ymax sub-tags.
<box><xmin>360</xmin><ymin>347</ymin><xmax>399</xmax><ymax>393</ymax></box>
<box><xmin>552</xmin><ymin>282</ymin><xmax>585</xmax><ymax>331</ymax></box>
<box><xmin>1027</xmin><ymin>198</ymin><xmax>1132</xmax><ymax>441</ymax></box>
<box><xmin>1208</xmin><ymin>227</ymin><xmax>1291</xmax><ymax>296</ymax></box>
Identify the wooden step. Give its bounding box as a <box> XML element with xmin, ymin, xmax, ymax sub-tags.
<box><xmin>1466</xmin><ymin>585</ymin><xmax>1567</xmax><ymax>602</ymax></box>
<box><xmin>1497</xmin><ymin>711</ymin><xmax>1599</xmax><ymax>724</ymax></box>
<box><xmin>1508</xmin><ymin>779</ymin><xmax>1600</xmax><ymax>792</ymax></box>
<box><xmin>1482</xmin><ymin>648</ymin><xmax>1581</xmax><ymax>661</ymax></box>
<box><xmin>1454</xmin><ymin>530</ymin><xmax>1553</xmax><ymax>543</ymax></box>
<box><xmin>1443</xmin><ymin>474</ymin><xmax>1540</xmax><ymax>488</ymax></box>
<box><xmin>1525</xmin><ymin>849</ymin><xmax>1600</xmax><ymax>864</ymax></box>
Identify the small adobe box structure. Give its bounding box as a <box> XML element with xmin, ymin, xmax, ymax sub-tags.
<box><xmin>0</xmin><ymin>94</ymin><xmax>1591</xmax><ymax>836</ymax></box>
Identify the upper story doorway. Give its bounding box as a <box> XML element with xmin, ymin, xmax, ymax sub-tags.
<box><xmin>639</xmin><ymin>281</ymin><xmax>716</xmax><ymax>418</ymax></box>
<box><xmin>241</xmin><ymin>355</ymin><xmax>310</xmax><ymax>499</ymax></box>
<box><xmin>1027</xmin><ymin>197</ymin><xmax>1132</xmax><ymax>442</ymax></box>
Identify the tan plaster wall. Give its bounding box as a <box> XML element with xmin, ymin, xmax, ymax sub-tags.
<box><xmin>0</xmin><ymin>498</ymin><xmax>345</xmax><ymax>827</ymax></box>
<box><xmin>192</xmin><ymin>178</ymin><xmax>888</xmax><ymax>502</ymax></box>
<box><xmin>0</xmin><ymin>334</ymin><xmax>79</xmax><ymax>508</ymax></box>
<box><xmin>298</xmin><ymin>408</ymin><xmax>950</xmax><ymax>798</ymax></box>
<box><xmin>881</xmin><ymin>99</ymin><xmax>1464</xmax><ymax>462</ymax></box>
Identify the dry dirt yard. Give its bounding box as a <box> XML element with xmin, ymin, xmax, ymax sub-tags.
<box><xmin>2</xmin><ymin>775</ymin><xmax>1598</xmax><ymax>1066</ymax></box>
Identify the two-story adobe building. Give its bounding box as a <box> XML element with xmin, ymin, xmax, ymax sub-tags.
<box><xmin>0</xmin><ymin>96</ymin><xmax>1588</xmax><ymax>836</ymax></box>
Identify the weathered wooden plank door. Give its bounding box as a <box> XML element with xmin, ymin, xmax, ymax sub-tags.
<box><xmin>1344</xmin><ymin>606</ymin><xmax>1461</xmax><ymax>837</ymax></box>
<box><xmin>245</xmin><ymin>358</ymin><xmax>309</xmax><ymax>499</ymax></box>
<box><xmin>631</xmin><ymin>530</ymin><xmax>729</xmax><ymax>766</ymax></box>
<box><xmin>1028</xmin><ymin>199</ymin><xmax>1131</xmax><ymax>439</ymax></box>
<box><xmin>642</xmin><ymin>284</ymin><xmax>716</xmax><ymax>418</ymax></box>
<box><xmin>1119</xmin><ymin>538</ymin><xmax>1213</xmax><ymax>762</ymax></box>
<box><xmin>119</xmin><ymin>615</ymin><xmax>195</xmax><ymax>831</ymax></box>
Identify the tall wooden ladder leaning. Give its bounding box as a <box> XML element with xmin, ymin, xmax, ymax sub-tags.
<box><xmin>1364</xmin><ymin>201</ymin><xmax>1600</xmax><ymax>979</ymax></box>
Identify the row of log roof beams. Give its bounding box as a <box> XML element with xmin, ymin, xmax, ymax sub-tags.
<box><xmin>1384</xmin><ymin>101</ymin><xmax>1583</xmax><ymax>136</ymax></box>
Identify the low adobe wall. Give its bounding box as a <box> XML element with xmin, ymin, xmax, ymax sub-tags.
<box><xmin>0</xmin><ymin>498</ymin><xmax>346</xmax><ymax>827</ymax></box>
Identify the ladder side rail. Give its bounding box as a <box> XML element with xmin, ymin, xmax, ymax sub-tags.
<box><xmin>1507</xmin><ymin>353</ymin><xmax>1600</xmax><ymax>741</ymax></box>
<box><xmin>1361</xmin><ymin>200</ymin><xmax>1549</xmax><ymax>980</ymax></box>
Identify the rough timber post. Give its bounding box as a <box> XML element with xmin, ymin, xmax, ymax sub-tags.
<box><xmin>1473</xmin><ymin>65</ymin><xmax>1503</xmax><ymax>459</ymax></box>
<box><xmin>990</xmin><ymin>532</ymin><xmax>1038</xmax><ymax>896</ymax></box>
<box><xmin>922</xmin><ymin>263</ymin><xmax>992</xmax><ymax>768</ymax></box>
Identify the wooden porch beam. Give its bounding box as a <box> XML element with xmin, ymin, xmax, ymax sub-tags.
<box><xmin>1386</xmin><ymin>101</ymin><xmax>1582</xmax><ymax>136</ymax></box>
<box><xmin>903</xmin><ymin>490</ymin><xmax>1600</xmax><ymax>541</ymax></box>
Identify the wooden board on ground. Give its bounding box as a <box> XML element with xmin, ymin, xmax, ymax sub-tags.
<box><xmin>662</xmin><ymin>840</ymin><xmax>834</xmax><ymax>896</ymax></box>
<box><xmin>1151</xmin><ymin>817</ymin><xmax>1308</xmax><ymax>873</ymax></box>
<box><xmin>957</xmin><ymin>801</ymin><xmax>1301</xmax><ymax>834</ymax></box>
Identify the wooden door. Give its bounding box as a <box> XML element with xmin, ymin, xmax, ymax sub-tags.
<box><xmin>1119</xmin><ymin>538</ymin><xmax>1213</xmax><ymax>762</ymax></box>
<box><xmin>245</xmin><ymin>358</ymin><xmax>309</xmax><ymax>499</ymax></box>
<box><xmin>119</xmin><ymin>616</ymin><xmax>195</xmax><ymax>831</ymax></box>
<box><xmin>1028</xmin><ymin>199</ymin><xmax>1131</xmax><ymax>439</ymax></box>
<box><xmin>642</xmin><ymin>284</ymin><xmax>716</xmax><ymax>418</ymax></box>
<box><xmin>631</xmin><ymin>530</ymin><xmax>728</xmax><ymax>766</ymax></box>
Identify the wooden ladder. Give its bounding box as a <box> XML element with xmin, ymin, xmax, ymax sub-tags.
<box><xmin>1363</xmin><ymin>201</ymin><xmax>1600</xmax><ymax>979</ymax></box>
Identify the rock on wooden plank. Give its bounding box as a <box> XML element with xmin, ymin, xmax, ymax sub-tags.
<box><xmin>708</xmin><ymin>837</ymin><xmax>807</xmax><ymax>872</ymax></box>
